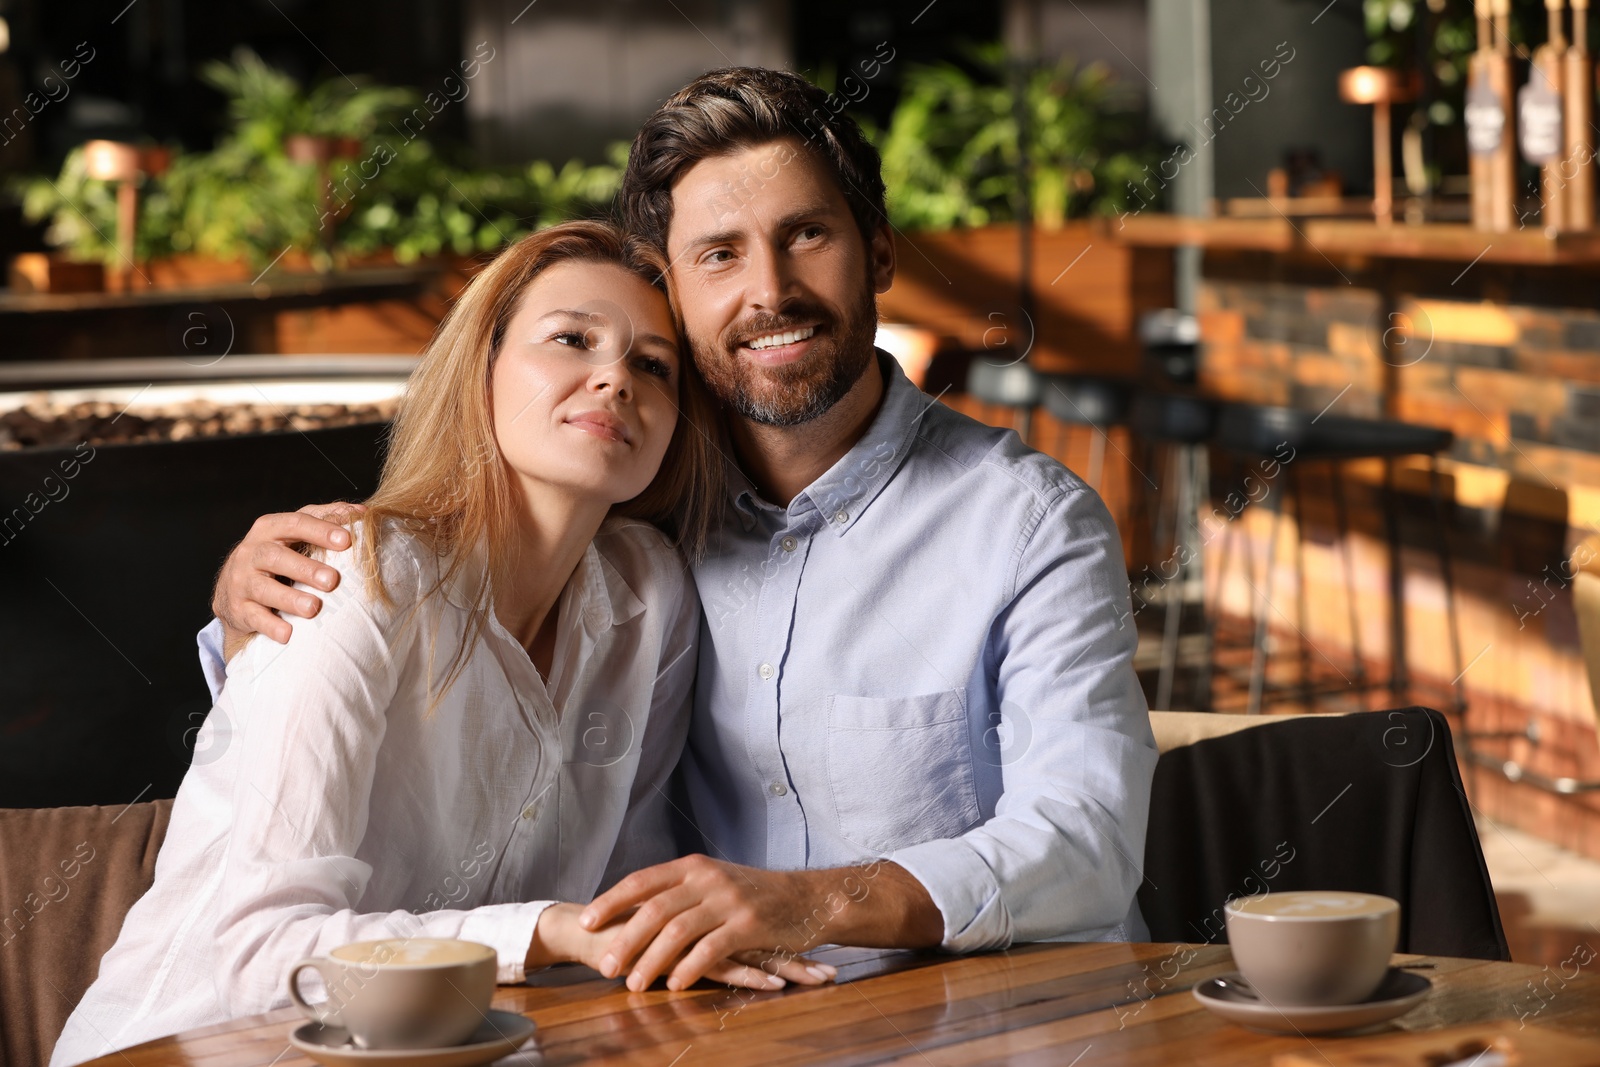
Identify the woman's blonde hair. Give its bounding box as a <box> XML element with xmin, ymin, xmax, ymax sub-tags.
<box><xmin>354</xmin><ymin>219</ymin><xmax>723</xmax><ymax>696</ymax></box>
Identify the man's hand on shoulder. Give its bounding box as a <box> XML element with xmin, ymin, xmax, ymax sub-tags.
<box><xmin>213</xmin><ymin>502</ymin><xmax>366</xmax><ymax>659</ymax></box>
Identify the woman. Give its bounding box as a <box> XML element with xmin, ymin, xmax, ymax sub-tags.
<box><xmin>52</xmin><ymin>221</ymin><xmax>830</xmax><ymax>1066</ymax></box>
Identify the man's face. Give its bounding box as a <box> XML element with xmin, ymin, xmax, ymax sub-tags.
<box><xmin>665</xmin><ymin>137</ymin><xmax>894</xmax><ymax>426</ymax></box>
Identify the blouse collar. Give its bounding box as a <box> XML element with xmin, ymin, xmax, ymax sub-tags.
<box><xmin>438</xmin><ymin>526</ymin><xmax>646</xmax><ymax>638</ymax></box>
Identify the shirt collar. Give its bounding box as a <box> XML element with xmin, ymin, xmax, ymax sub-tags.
<box><xmin>727</xmin><ymin>462</ymin><xmax>768</xmax><ymax>531</ymax></box>
<box><xmin>441</xmin><ymin>528</ymin><xmax>646</xmax><ymax>635</ymax></box>
<box><xmin>725</xmin><ymin>350</ymin><xmax>924</xmax><ymax>536</ymax></box>
<box><xmin>580</xmin><ymin>529</ymin><xmax>647</xmax><ymax>633</ymax></box>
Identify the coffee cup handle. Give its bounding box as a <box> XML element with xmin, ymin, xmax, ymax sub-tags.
<box><xmin>287</xmin><ymin>959</ymin><xmax>343</xmax><ymax>1029</ymax></box>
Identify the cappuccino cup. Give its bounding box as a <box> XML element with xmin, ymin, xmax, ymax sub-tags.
<box><xmin>1224</xmin><ymin>891</ymin><xmax>1399</xmax><ymax>1006</ymax></box>
<box><xmin>287</xmin><ymin>938</ymin><xmax>496</xmax><ymax>1049</ymax></box>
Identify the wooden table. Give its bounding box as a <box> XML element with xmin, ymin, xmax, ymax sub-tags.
<box><xmin>82</xmin><ymin>943</ymin><xmax>1600</xmax><ymax>1066</ymax></box>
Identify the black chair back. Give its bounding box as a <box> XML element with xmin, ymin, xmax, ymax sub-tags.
<box><xmin>1139</xmin><ymin>708</ymin><xmax>1508</xmax><ymax>960</ymax></box>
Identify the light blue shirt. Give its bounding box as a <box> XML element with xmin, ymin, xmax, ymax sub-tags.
<box><xmin>197</xmin><ymin>353</ymin><xmax>1155</xmax><ymax>956</ymax></box>
<box><xmin>685</xmin><ymin>353</ymin><xmax>1156</xmax><ymax>952</ymax></box>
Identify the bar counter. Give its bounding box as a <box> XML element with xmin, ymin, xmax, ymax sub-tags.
<box><xmin>1112</xmin><ymin>213</ymin><xmax>1600</xmax><ymax>863</ymax></box>
<box><xmin>1119</xmin><ymin>214</ymin><xmax>1600</xmax><ymax>265</ymax></box>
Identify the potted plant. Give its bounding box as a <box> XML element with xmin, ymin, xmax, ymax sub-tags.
<box><xmin>866</xmin><ymin>45</ymin><xmax>1172</xmax><ymax>375</ymax></box>
<box><xmin>10</xmin><ymin>51</ymin><xmax>625</xmax><ymax>291</ymax></box>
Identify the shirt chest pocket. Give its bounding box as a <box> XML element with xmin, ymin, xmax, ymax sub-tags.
<box><xmin>825</xmin><ymin>690</ymin><xmax>983</xmax><ymax>853</ymax></box>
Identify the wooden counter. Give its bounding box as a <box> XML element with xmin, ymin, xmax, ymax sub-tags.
<box><xmin>1118</xmin><ymin>214</ymin><xmax>1600</xmax><ymax>266</ymax></box>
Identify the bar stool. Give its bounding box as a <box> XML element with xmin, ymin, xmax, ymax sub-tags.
<box><xmin>1131</xmin><ymin>390</ymin><xmax>1217</xmax><ymax>710</ymax></box>
<box><xmin>966</xmin><ymin>359</ymin><xmax>1044</xmax><ymax>445</ymax></box>
<box><xmin>1130</xmin><ymin>310</ymin><xmax>1211</xmax><ymax>709</ymax></box>
<box><xmin>1040</xmin><ymin>376</ymin><xmax>1131</xmax><ymax>491</ymax></box>
<box><xmin>1140</xmin><ymin>308</ymin><xmax>1202</xmax><ymax>386</ymax></box>
<box><xmin>1207</xmin><ymin>402</ymin><xmax>1464</xmax><ymax>717</ymax></box>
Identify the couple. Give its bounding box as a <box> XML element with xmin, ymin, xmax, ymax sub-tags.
<box><xmin>53</xmin><ymin>65</ymin><xmax>1155</xmax><ymax>1065</ymax></box>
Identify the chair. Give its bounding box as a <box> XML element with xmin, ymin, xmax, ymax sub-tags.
<box><xmin>1138</xmin><ymin>308</ymin><xmax>1202</xmax><ymax>387</ymax></box>
<box><xmin>1131</xmin><ymin>392</ymin><xmax>1218</xmax><ymax>710</ymax></box>
<box><xmin>965</xmin><ymin>359</ymin><xmax>1044</xmax><ymax>446</ymax></box>
<box><xmin>1207</xmin><ymin>403</ymin><xmax>1463</xmax><ymax>715</ymax></box>
<box><xmin>1138</xmin><ymin>707</ymin><xmax>1508</xmax><ymax>960</ymax></box>
<box><xmin>0</xmin><ymin>800</ymin><xmax>172</xmax><ymax>1067</ymax></box>
<box><xmin>1040</xmin><ymin>376</ymin><xmax>1132</xmax><ymax>491</ymax></box>
<box><xmin>1148</xmin><ymin>708</ymin><xmax>1339</xmax><ymax>754</ymax></box>
<box><xmin>1126</xmin><ymin>311</ymin><xmax>1212</xmax><ymax>710</ymax></box>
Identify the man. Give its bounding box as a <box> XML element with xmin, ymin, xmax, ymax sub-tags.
<box><xmin>206</xmin><ymin>67</ymin><xmax>1156</xmax><ymax>993</ymax></box>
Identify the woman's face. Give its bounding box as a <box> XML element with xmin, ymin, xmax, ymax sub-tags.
<box><xmin>491</xmin><ymin>260</ymin><xmax>681</xmax><ymax>507</ymax></box>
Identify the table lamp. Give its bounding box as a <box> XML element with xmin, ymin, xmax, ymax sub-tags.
<box><xmin>1339</xmin><ymin>66</ymin><xmax>1416</xmax><ymax>226</ymax></box>
<box><xmin>83</xmin><ymin>139</ymin><xmax>171</xmax><ymax>289</ymax></box>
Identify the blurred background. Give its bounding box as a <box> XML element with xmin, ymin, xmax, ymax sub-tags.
<box><xmin>0</xmin><ymin>0</ymin><xmax>1597</xmax><ymax>966</ymax></box>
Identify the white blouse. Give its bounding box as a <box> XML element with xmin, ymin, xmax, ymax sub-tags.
<box><xmin>52</xmin><ymin>519</ymin><xmax>698</xmax><ymax>1066</ymax></box>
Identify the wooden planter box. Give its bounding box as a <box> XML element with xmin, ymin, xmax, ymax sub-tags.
<box><xmin>143</xmin><ymin>254</ymin><xmax>259</xmax><ymax>289</ymax></box>
<box><xmin>8</xmin><ymin>254</ymin><xmax>105</xmax><ymax>294</ymax></box>
<box><xmin>878</xmin><ymin>222</ymin><xmax>1174</xmax><ymax>376</ymax></box>
<box><xmin>3</xmin><ymin>252</ymin><xmax>488</xmax><ymax>359</ymax></box>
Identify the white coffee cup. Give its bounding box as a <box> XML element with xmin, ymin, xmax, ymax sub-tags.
<box><xmin>1224</xmin><ymin>891</ymin><xmax>1400</xmax><ymax>1006</ymax></box>
<box><xmin>287</xmin><ymin>938</ymin><xmax>496</xmax><ymax>1049</ymax></box>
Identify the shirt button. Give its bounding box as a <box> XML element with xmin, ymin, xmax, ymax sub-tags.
<box><xmin>769</xmin><ymin>783</ymin><xmax>788</xmax><ymax>797</ymax></box>
<box><xmin>834</xmin><ymin>510</ymin><xmax>849</xmax><ymax>524</ymax></box>
<box><xmin>780</xmin><ymin>536</ymin><xmax>798</xmax><ymax>552</ymax></box>
<box><xmin>758</xmin><ymin>663</ymin><xmax>775</xmax><ymax>680</ymax></box>
<box><xmin>521</xmin><ymin>805</ymin><xmax>537</xmax><ymax>820</ymax></box>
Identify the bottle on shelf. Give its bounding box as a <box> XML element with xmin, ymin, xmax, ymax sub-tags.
<box><xmin>1565</xmin><ymin>0</ymin><xmax>1595</xmax><ymax>228</ymax></box>
<box><xmin>1467</xmin><ymin>0</ymin><xmax>1519</xmax><ymax>231</ymax></box>
<box><xmin>1521</xmin><ymin>0</ymin><xmax>1569</xmax><ymax>231</ymax></box>
<box><xmin>1495</xmin><ymin>0</ymin><xmax>1521</xmax><ymax>229</ymax></box>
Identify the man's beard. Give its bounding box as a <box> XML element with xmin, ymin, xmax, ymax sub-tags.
<box><xmin>693</xmin><ymin>283</ymin><xmax>878</xmax><ymax>427</ymax></box>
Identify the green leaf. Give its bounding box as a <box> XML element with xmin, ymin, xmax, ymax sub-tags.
<box><xmin>868</xmin><ymin>45</ymin><xmax>1165</xmax><ymax>230</ymax></box>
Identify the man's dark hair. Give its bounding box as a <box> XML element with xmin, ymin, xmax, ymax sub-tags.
<box><xmin>619</xmin><ymin>67</ymin><xmax>887</xmax><ymax>253</ymax></box>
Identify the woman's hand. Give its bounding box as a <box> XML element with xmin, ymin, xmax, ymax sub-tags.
<box><xmin>526</xmin><ymin>903</ymin><xmax>612</xmax><ymax>974</ymax></box>
<box><xmin>703</xmin><ymin>949</ymin><xmax>838</xmax><ymax>991</ymax></box>
<box><xmin>528</xmin><ymin>903</ymin><xmax>835</xmax><ymax>991</ymax></box>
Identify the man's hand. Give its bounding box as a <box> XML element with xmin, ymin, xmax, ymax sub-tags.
<box><xmin>212</xmin><ymin>502</ymin><xmax>366</xmax><ymax>657</ymax></box>
<box><xmin>577</xmin><ymin>855</ymin><xmax>943</xmax><ymax>992</ymax></box>
<box><xmin>528</xmin><ymin>902</ymin><xmax>832</xmax><ymax>991</ymax></box>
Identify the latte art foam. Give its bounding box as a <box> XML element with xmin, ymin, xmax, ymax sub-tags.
<box><xmin>330</xmin><ymin>938</ymin><xmax>494</xmax><ymax>967</ymax></box>
<box><xmin>1227</xmin><ymin>891</ymin><xmax>1397</xmax><ymax>918</ymax></box>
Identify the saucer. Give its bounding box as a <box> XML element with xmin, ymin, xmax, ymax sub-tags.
<box><xmin>1192</xmin><ymin>968</ymin><xmax>1432</xmax><ymax>1035</ymax></box>
<box><xmin>289</xmin><ymin>1010</ymin><xmax>536</xmax><ymax>1067</ymax></box>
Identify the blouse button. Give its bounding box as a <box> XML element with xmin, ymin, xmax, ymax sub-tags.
<box><xmin>758</xmin><ymin>663</ymin><xmax>775</xmax><ymax>680</ymax></box>
<box><xmin>521</xmin><ymin>805</ymin><xmax>537</xmax><ymax>821</ymax></box>
<box><xmin>769</xmin><ymin>783</ymin><xmax>788</xmax><ymax>797</ymax></box>
<box><xmin>780</xmin><ymin>536</ymin><xmax>798</xmax><ymax>552</ymax></box>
